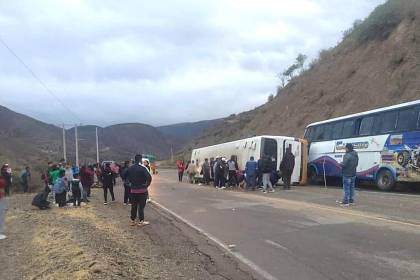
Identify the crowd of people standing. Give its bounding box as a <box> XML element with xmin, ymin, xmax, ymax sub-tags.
<box><xmin>176</xmin><ymin>146</ymin><xmax>296</xmax><ymax>193</ymax></box>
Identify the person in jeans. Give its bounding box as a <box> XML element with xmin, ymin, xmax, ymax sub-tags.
<box><xmin>126</xmin><ymin>154</ymin><xmax>152</xmax><ymax>226</ymax></box>
<box><xmin>0</xmin><ymin>173</ymin><xmax>7</xmax><ymax>239</ymax></box>
<box><xmin>339</xmin><ymin>143</ymin><xmax>359</xmax><ymax>206</ymax></box>
<box><xmin>260</xmin><ymin>155</ymin><xmax>275</xmax><ymax>193</ymax></box>
<box><xmin>245</xmin><ymin>156</ymin><xmax>258</xmax><ymax>191</ymax></box>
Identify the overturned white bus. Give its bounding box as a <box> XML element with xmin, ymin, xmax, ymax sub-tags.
<box><xmin>191</xmin><ymin>135</ymin><xmax>308</xmax><ymax>185</ymax></box>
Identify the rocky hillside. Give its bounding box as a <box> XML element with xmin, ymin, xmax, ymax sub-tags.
<box><xmin>190</xmin><ymin>0</ymin><xmax>420</xmax><ymax>149</ymax></box>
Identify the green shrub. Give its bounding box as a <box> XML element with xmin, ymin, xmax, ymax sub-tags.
<box><xmin>349</xmin><ymin>0</ymin><xmax>404</xmax><ymax>44</ymax></box>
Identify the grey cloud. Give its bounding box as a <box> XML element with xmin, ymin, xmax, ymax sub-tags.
<box><xmin>0</xmin><ymin>0</ymin><xmax>385</xmax><ymax>126</ymax></box>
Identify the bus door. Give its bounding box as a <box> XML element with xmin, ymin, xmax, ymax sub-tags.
<box><xmin>261</xmin><ymin>138</ymin><xmax>278</xmax><ymax>169</ymax></box>
<box><xmin>283</xmin><ymin>139</ymin><xmax>302</xmax><ymax>184</ymax></box>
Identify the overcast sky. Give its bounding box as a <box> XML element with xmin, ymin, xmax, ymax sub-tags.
<box><xmin>0</xmin><ymin>0</ymin><xmax>385</xmax><ymax>127</ymax></box>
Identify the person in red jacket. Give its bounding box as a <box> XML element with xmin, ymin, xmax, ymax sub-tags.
<box><xmin>0</xmin><ymin>174</ymin><xmax>7</xmax><ymax>240</ymax></box>
<box><xmin>176</xmin><ymin>160</ymin><xmax>185</xmax><ymax>182</ymax></box>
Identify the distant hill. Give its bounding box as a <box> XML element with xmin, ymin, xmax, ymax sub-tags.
<box><xmin>0</xmin><ymin>105</ymin><xmax>222</xmax><ymax>171</ymax></box>
<box><xmin>157</xmin><ymin>119</ymin><xmax>223</xmax><ymax>143</ymax></box>
<box><xmin>190</xmin><ymin>0</ymin><xmax>420</xmax><ymax>150</ymax></box>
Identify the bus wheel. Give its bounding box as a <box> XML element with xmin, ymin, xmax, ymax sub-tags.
<box><xmin>308</xmin><ymin>167</ymin><xmax>318</xmax><ymax>185</ymax></box>
<box><xmin>376</xmin><ymin>169</ymin><xmax>395</xmax><ymax>191</ymax></box>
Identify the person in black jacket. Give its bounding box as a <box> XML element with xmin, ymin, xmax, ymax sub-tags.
<box><xmin>280</xmin><ymin>147</ymin><xmax>295</xmax><ymax>190</ymax></box>
<box><xmin>126</xmin><ymin>154</ymin><xmax>152</xmax><ymax>226</ymax></box>
<box><xmin>101</xmin><ymin>163</ymin><xmax>115</xmax><ymax>205</ymax></box>
<box><xmin>120</xmin><ymin>161</ymin><xmax>131</xmax><ymax>205</ymax></box>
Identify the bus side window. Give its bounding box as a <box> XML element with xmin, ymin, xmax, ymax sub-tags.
<box><xmin>342</xmin><ymin>120</ymin><xmax>355</xmax><ymax>138</ymax></box>
<box><xmin>417</xmin><ymin>106</ymin><xmax>420</xmax><ymax>129</ymax></box>
<box><xmin>304</xmin><ymin>127</ymin><xmax>312</xmax><ymax>141</ymax></box>
<box><xmin>332</xmin><ymin>121</ymin><xmax>343</xmax><ymax>139</ymax></box>
<box><xmin>359</xmin><ymin>116</ymin><xmax>375</xmax><ymax>136</ymax></box>
<box><xmin>379</xmin><ymin>110</ymin><xmax>398</xmax><ymax>133</ymax></box>
<box><xmin>397</xmin><ymin>107</ymin><xmax>418</xmax><ymax>131</ymax></box>
<box><xmin>312</xmin><ymin>125</ymin><xmax>324</xmax><ymax>141</ymax></box>
<box><xmin>323</xmin><ymin>123</ymin><xmax>333</xmax><ymax>140</ymax></box>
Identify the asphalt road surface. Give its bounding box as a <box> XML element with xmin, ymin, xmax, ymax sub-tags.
<box><xmin>149</xmin><ymin>170</ymin><xmax>420</xmax><ymax>280</ymax></box>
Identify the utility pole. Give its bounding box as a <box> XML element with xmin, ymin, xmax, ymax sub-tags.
<box><xmin>171</xmin><ymin>145</ymin><xmax>174</xmax><ymax>162</ymax></box>
<box><xmin>75</xmin><ymin>124</ymin><xmax>79</xmax><ymax>167</ymax></box>
<box><xmin>62</xmin><ymin>124</ymin><xmax>67</xmax><ymax>162</ymax></box>
<box><xmin>95</xmin><ymin>127</ymin><xmax>99</xmax><ymax>164</ymax></box>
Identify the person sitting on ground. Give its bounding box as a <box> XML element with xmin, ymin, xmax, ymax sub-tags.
<box><xmin>245</xmin><ymin>156</ymin><xmax>258</xmax><ymax>191</ymax></box>
<box><xmin>53</xmin><ymin>169</ymin><xmax>68</xmax><ymax>207</ymax></box>
<box><xmin>126</xmin><ymin>154</ymin><xmax>152</xmax><ymax>227</ymax></box>
<box><xmin>32</xmin><ymin>188</ymin><xmax>51</xmax><ymax>210</ymax></box>
<box><xmin>71</xmin><ymin>174</ymin><xmax>82</xmax><ymax>207</ymax></box>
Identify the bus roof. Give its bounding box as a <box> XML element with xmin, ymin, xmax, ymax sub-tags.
<box><xmin>306</xmin><ymin>99</ymin><xmax>420</xmax><ymax>128</ymax></box>
<box><xmin>192</xmin><ymin>135</ymin><xmax>298</xmax><ymax>151</ymax></box>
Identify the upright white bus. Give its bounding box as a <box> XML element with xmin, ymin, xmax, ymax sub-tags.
<box><xmin>304</xmin><ymin>100</ymin><xmax>420</xmax><ymax>191</ymax></box>
<box><xmin>191</xmin><ymin>135</ymin><xmax>308</xmax><ymax>185</ymax></box>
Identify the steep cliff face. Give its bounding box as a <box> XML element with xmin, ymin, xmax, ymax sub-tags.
<box><xmin>191</xmin><ymin>0</ymin><xmax>420</xmax><ymax>149</ymax></box>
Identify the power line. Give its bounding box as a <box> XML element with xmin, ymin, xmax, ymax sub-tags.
<box><xmin>0</xmin><ymin>35</ymin><xmax>82</xmax><ymax>123</ymax></box>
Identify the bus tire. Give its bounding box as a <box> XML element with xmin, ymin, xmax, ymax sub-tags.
<box><xmin>376</xmin><ymin>169</ymin><xmax>395</xmax><ymax>191</ymax></box>
<box><xmin>308</xmin><ymin>166</ymin><xmax>318</xmax><ymax>185</ymax></box>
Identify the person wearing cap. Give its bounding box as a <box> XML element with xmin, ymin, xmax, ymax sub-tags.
<box><xmin>126</xmin><ymin>154</ymin><xmax>152</xmax><ymax>226</ymax></box>
<box><xmin>1</xmin><ymin>164</ymin><xmax>12</xmax><ymax>196</ymax></box>
<box><xmin>339</xmin><ymin>143</ymin><xmax>359</xmax><ymax>206</ymax></box>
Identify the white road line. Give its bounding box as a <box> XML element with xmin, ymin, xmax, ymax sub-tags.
<box><xmin>150</xmin><ymin>199</ymin><xmax>278</xmax><ymax>280</ymax></box>
<box><xmin>265</xmin><ymin>240</ymin><xmax>292</xmax><ymax>254</ymax></box>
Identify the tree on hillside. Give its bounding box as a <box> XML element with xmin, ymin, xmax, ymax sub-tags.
<box><xmin>278</xmin><ymin>53</ymin><xmax>308</xmax><ymax>89</ymax></box>
<box><xmin>296</xmin><ymin>53</ymin><xmax>307</xmax><ymax>73</ymax></box>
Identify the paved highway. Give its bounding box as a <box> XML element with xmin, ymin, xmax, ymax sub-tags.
<box><xmin>149</xmin><ymin>170</ymin><xmax>420</xmax><ymax>280</ymax></box>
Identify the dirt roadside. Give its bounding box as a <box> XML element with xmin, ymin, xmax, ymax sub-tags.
<box><xmin>0</xmin><ymin>187</ymin><xmax>255</xmax><ymax>280</ymax></box>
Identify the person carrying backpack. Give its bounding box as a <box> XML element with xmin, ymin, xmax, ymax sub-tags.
<box><xmin>53</xmin><ymin>169</ymin><xmax>68</xmax><ymax>207</ymax></box>
<box><xmin>126</xmin><ymin>154</ymin><xmax>152</xmax><ymax>227</ymax></box>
